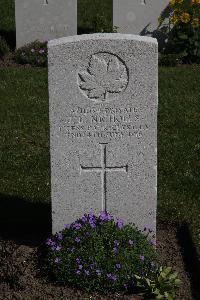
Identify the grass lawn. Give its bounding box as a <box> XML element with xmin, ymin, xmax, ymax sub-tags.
<box><xmin>0</xmin><ymin>65</ymin><xmax>200</xmax><ymax>260</ymax></box>
<box><xmin>0</xmin><ymin>0</ymin><xmax>200</xmax><ymax>264</ymax></box>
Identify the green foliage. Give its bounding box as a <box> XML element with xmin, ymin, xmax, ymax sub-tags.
<box><xmin>167</xmin><ymin>23</ymin><xmax>200</xmax><ymax>64</ymax></box>
<box><xmin>44</xmin><ymin>212</ymin><xmax>157</xmax><ymax>294</ymax></box>
<box><xmin>0</xmin><ymin>36</ymin><xmax>10</xmax><ymax>59</ymax></box>
<box><xmin>13</xmin><ymin>40</ymin><xmax>47</xmax><ymax>67</ymax></box>
<box><xmin>134</xmin><ymin>266</ymin><xmax>181</xmax><ymax>299</ymax></box>
<box><xmin>158</xmin><ymin>53</ymin><xmax>183</xmax><ymax>66</ymax></box>
<box><xmin>89</xmin><ymin>14</ymin><xmax>118</xmax><ymax>33</ymax></box>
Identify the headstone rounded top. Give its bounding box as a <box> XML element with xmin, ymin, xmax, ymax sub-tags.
<box><xmin>48</xmin><ymin>33</ymin><xmax>158</xmax><ymax>48</ymax></box>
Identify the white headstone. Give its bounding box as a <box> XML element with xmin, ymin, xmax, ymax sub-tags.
<box><xmin>15</xmin><ymin>0</ymin><xmax>77</xmax><ymax>48</ymax></box>
<box><xmin>48</xmin><ymin>34</ymin><xmax>158</xmax><ymax>235</ymax></box>
<box><xmin>113</xmin><ymin>0</ymin><xmax>169</xmax><ymax>37</ymax></box>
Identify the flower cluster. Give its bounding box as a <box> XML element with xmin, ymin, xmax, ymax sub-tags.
<box><xmin>158</xmin><ymin>0</ymin><xmax>200</xmax><ymax>64</ymax></box>
<box><xmin>13</xmin><ymin>40</ymin><xmax>48</xmax><ymax>67</ymax></box>
<box><xmin>44</xmin><ymin>211</ymin><xmax>157</xmax><ymax>294</ymax></box>
<box><xmin>168</xmin><ymin>0</ymin><xmax>200</xmax><ymax>27</ymax></box>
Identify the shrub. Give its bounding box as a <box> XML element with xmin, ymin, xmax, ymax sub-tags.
<box><xmin>43</xmin><ymin>211</ymin><xmax>181</xmax><ymax>297</ymax></box>
<box><xmin>158</xmin><ymin>0</ymin><xmax>200</xmax><ymax>64</ymax></box>
<box><xmin>0</xmin><ymin>36</ymin><xmax>10</xmax><ymax>59</ymax></box>
<box><xmin>91</xmin><ymin>14</ymin><xmax>118</xmax><ymax>33</ymax></box>
<box><xmin>13</xmin><ymin>40</ymin><xmax>47</xmax><ymax>67</ymax></box>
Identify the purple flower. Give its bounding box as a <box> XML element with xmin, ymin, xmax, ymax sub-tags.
<box><xmin>116</xmin><ymin>218</ymin><xmax>124</xmax><ymax>229</ymax></box>
<box><xmin>76</xmin><ymin>270</ymin><xmax>81</xmax><ymax>275</ymax></box>
<box><xmin>89</xmin><ymin>220</ymin><xmax>96</xmax><ymax>228</ymax></box>
<box><xmin>99</xmin><ymin>211</ymin><xmax>112</xmax><ymax>222</ymax></box>
<box><xmin>124</xmin><ymin>283</ymin><xmax>128</xmax><ymax>290</ymax></box>
<box><xmin>76</xmin><ymin>258</ymin><xmax>81</xmax><ymax>264</ymax></box>
<box><xmin>115</xmin><ymin>263</ymin><xmax>121</xmax><ymax>269</ymax></box>
<box><xmin>54</xmin><ymin>257</ymin><xmax>61</xmax><ymax>264</ymax></box>
<box><xmin>55</xmin><ymin>245</ymin><xmax>61</xmax><ymax>251</ymax></box>
<box><xmin>31</xmin><ymin>48</ymin><xmax>35</xmax><ymax>53</ymax></box>
<box><xmin>107</xmin><ymin>273</ymin><xmax>117</xmax><ymax>281</ymax></box>
<box><xmin>96</xmin><ymin>269</ymin><xmax>101</xmax><ymax>276</ymax></box>
<box><xmin>39</xmin><ymin>49</ymin><xmax>45</xmax><ymax>54</ymax></box>
<box><xmin>46</xmin><ymin>238</ymin><xmax>54</xmax><ymax>246</ymax></box>
<box><xmin>89</xmin><ymin>209</ymin><xmax>95</xmax><ymax>218</ymax></box>
<box><xmin>56</xmin><ymin>232</ymin><xmax>63</xmax><ymax>241</ymax></box>
<box><xmin>128</xmin><ymin>239</ymin><xmax>134</xmax><ymax>246</ymax></box>
<box><xmin>84</xmin><ymin>269</ymin><xmax>90</xmax><ymax>276</ymax></box>
<box><xmin>140</xmin><ymin>255</ymin><xmax>145</xmax><ymax>261</ymax></box>
<box><xmin>114</xmin><ymin>240</ymin><xmax>119</xmax><ymax>247</ymax></box>
<box><xmin>50</xmin><ymin>243</ymin><xmax>57</xmax><ymax>251</ymax></box>
<box><xmin>81</xmin><ymin>215</ymin><xmax>88</xmax><ymax>223</ymax></box>
<box><xmin>64</xmin><ymin>224</ymin><xmax>70</xmax><ymax>229</ymax></box>
<box><xmin>73</xmin><ymin>223</ymin><xmax>82</xmax><ymax>230</ymax></box>
<box><xmin>113</xmin><ymin>247</ymin><xmax>118</xmax><ymax>254</ymax></box>
<box><xmin>78</xmin><ymin>264</ymin><xmax>83</xmax><ymax>270</ymax></box>
<box><xmin>150</xmin><ymin>239</ymin><xmax>156</xmax><ymax>246</ymax></box>
<box><xmin>75</xmin><ymin>237</ymin><xmax>80</xmax><ymax>243</ymax></box>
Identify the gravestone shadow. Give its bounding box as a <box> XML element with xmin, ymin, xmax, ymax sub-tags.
<box><xmin>0</xmin><ymin>193</ymin><xmax>51</xmax><ymax>246</ymax></box>
<box><xmin>140</xmin><ymin>5</ymin><xmax>173</xmax><ymax>53</ymax></box>
<box><xmin>177</xmin><ymin>224</ymin><xmax>200</xmax><ymax>299</ymax></box>
<box><xmin>0</xmin><ymin>30</ymin><xmax>16</xmax><ymax>50</ymax></box>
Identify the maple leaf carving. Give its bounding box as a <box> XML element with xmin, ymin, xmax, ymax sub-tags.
<box><xmin>78</xmin><ymin>54</ymin><xmax>128</xmax><ymax>101</ymax></box>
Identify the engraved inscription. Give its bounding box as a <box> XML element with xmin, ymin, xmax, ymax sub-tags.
<box><xmin>140</xmin><ymin>0</ymin><xmax>146</xmax><ymax>5</ymax></box>
<box><xmin>62</xmin><ymin>105</ymin><xmax>149</xmax><ymax>140</ymax></box>
<box><xmin>43</xmin><ymin>0</ymin><xmax>48</xmax><ymax>5</ymax></box>
<box><xmin>78</xmin><ymin>53</ymin><xmax>129</xmax><ymax>102</ymax></box>
<box><xmin>80</xmin><ymin>143</ymin><xmax>128</xmax><ymax>211</ymax></box>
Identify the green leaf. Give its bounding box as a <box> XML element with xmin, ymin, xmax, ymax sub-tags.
<box><xmin>174</xmin><ymin>279</ymin><xmax>182</xmax><ymax>286</ymax></box>
<box><xmin>164</xmin><ymin>291</ymin><xmax>173</xmax><ymax>300</ymax></box>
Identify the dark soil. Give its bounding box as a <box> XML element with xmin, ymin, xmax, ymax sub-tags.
<box><xmin>0</xmin><ymin>224</ymin><xmax>198</xmax><ymax>300</ymax></box>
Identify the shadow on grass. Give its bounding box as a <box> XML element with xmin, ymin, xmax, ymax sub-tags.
<box><xmin>0</xmin><ymin>193</ymin><xmax>51</xmax><ymax>246</ymax></box>
<box><xmin>177</xmin><ymin>224</ymin><xmax>200</xmax><ymax>300</ymax></box>
<box><xmin>0</xmin><ymin>30</ymin><xmax>16</xmax><ymax>50</ymax></box>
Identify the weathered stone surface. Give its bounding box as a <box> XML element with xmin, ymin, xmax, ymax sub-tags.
<box><xmin>48</xmin><ymin>33</ymin><xmax>158</xmax><ymax>235</ymax></box>
<box><xmin>15</xmin><ymin>0</ymin><xmax>77</xmax><ymax>48</ymax></box>
<box><xmin>113</xmin><ymin>0</ymin><xmax>170</xmax><ymax>46</ymax></box>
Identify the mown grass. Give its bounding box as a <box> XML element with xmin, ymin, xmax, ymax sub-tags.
<box><xmin>0</xmin><ymin>66</ymin><xmax>200</xmax><ymax>257</ymax></box>
<box><xmin>0</xmin><ymin>0</ymin><xmax>199</xmax><ymax>259</ymax></box>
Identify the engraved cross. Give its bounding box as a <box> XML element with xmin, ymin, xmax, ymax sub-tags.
<box><xmin>80</xmin><ymin>143</ymin><xmax>128</xmax><ymax>211</ymax></box>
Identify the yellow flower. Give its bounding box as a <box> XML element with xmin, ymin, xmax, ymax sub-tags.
<box><xmin>180</xmin><ymin>12</ymin><xmax>191</xmax><ymax>23</ymax></box>
<box><xmin>191</xmin><ymin>0</ymin><xmax>200</xmax><ymax>4</ymax></box>
<box><xmin>170</xmin><ymin>14</ymin><xmax>179</xmax><ymax>24</ymax></box>
<box><xmin>176</xmin><ymin>0</ymin><xmax>184</xmax><ymax>3</ymax></box>
<box><xmin>191</xmin><ymin>18</ymin><xmax>200</xmax><ymax>27</ymax></box>
<box><xmin>174</xmin><ymin>8</ymin><xmax>182</xmax><ymax>15</ymax></box>
<box><xmin>169</xmin><ymin>0</ymin><xmax>176</xmax><ymax>6</ymax></box>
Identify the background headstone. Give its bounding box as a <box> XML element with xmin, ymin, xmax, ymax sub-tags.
<box><xmin>48</xmin><ymin>33</ymin><xmax>158</xmax><ymax>235</ymax></box>
<box><xmin>113</xmin><ymin>0</ymin><xmax>170</xmax><ymax>49</ymax></box>
<box><xmin>15</xmin><ymin>0</ymin><xmax>77</xmax><ymax>48</ymax></box>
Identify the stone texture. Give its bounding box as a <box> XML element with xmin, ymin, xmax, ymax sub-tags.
<box><xmin>113</xmin><ymin>0</ymin><xmax>170</xmax><ymax>48</ymax></box>
<box><xmin>15</xmin><ymin>0</ymin><xmax>77</xmax><ymax>48</ymax></box>
<box><xmin>48</xmin><ymin>33</ymin><xmax>158</xmax><ymax>235</ymax></box>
